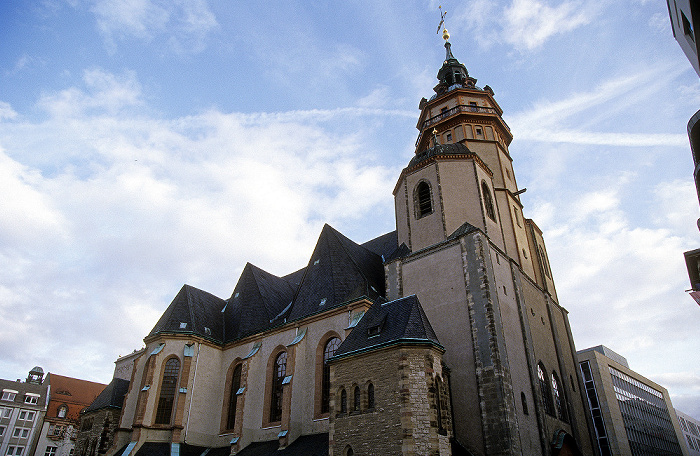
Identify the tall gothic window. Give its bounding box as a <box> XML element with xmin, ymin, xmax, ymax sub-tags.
<box><xmin>435</xmin><ymin>376</ymin><xmax>445</xmax><ymax>434</ymax></box>
<box><xmin>155</xmin><ymin>358</ymin><xmax>180</xmax><ymax>424</ymax></box>
<box><xmin>270</xmin><ymin>352</ymin><xmax>287</xmax><ymax>422</ymax></box>
<box><xmin>322</xmin><ymin>338</ymin><xmax>341</xmax><ymax>413</ymax></box>
<box><xmin>552</xmin><ymin>373</ymin><xmax>566</xmax><ymax>421</ymax></box>
<box><xmin>353</xmin><ymin>386</ymin><xmax>361</xmax><ymax>412</ymax></box>
<box><xmin>415</xmin><ymin>181</ymin><xmax>433</xmax><ymax>218</ymax></box>
<box><xmin>227</xmin><ymin>364</ymin><xmax>242</xmax><ymax>429</ymax></box>
<box><xmin>481</xmin><ymin>181</ymin><xmax>496</xmax><ymax>221</ymax></box>
<box><xmin>537</xmin><ymin>363</ymin><xmax>554</xmax><ymax>416</ymax></box>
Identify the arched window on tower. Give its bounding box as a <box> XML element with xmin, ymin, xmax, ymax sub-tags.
<box><xmin>270</xmin><ymin>352</ymin><xmax>287</xmax><ymax>422</ymax></box>
<box><xmin>340</xmin><ymin>389</ymin><xmax>347</xmax><ymax>413</ymax></box>
<box><xmin>481</xmin><ymin>181</ymin><xmax>496</xmax><ymax>221</ymax></box>
<box><xmin>353</xmin><ymin>386</ymin><xmax>360</xmax><ymax>412</ymax></box>
<box><xmin>226</xmin><ymin>364</ymin><xmax>242</xmax><ymax>429</ymax></box>
<box><xmin>537</xmin><ymin>363</ymin><xmax>554</xmax><ymax>416</ymax></box>
<box><xmin>155</xmin><ymin>357</ymin><xmax>180</xmax><ymax>424</ymax></box>
<box><xmin>415</xmin><ymin>181</ymin><xmax>433</xmax><ymax>218</ymax></box>
<box><xmin>321</xmin><ymin>338</ymin><xmax>341</xmax><ymax>414</ymax></box>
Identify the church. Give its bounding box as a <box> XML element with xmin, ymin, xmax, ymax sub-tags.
<box><xmin>105</xmin><ymin>29</ymin><xmax>596</xmax><ymax>456</ymax></box>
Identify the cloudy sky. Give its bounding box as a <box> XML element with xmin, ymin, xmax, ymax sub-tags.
<box><xmin>1</xmin><ymin>0</ymin><xmax>699</xmax><ymax>417</ymax></box>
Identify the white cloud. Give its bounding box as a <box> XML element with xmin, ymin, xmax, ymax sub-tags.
<box><xmin>38</xmin><ymin>68</ymin><xmax>142</xmax><ymax>117</ymax></box>
<box><xmin>0</xmin><ymin>102</ymin><xmax>17</xmax><ymax>120</ymax></box>
<box><xmin>454</xmin><ymin>0</ymin><xmax>596</xmax><ymax>52</ymax></box>
<box><xmin>0</xmin><ymin>70</ymin><xmax>404</xmax><ymax>381</ymax></box>
<box><xmin>503</xmin><ymin>0</ymin><xmax>592</xmax><ymax>51</ymax></box>
<box><xmin>509</xmin><ymin>64</ymin><xmax>689</xmax><ymax>146</ymax></box>
<box><xmin>89</xmin><ymin>0</ymin><xmax>217</xmax><ymax>53</ymax></box>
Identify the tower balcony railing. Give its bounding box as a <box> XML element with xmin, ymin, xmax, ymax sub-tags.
<box><xmin>416</xmin><ymin>104</ymin><xmax>510</xmax><ymax>147</ymax></box>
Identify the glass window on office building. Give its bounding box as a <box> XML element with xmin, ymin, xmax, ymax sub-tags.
<box><xmin>608</xmin><ymin>366</ymin><xmax>683</xmax><ymax>456</ymax></box>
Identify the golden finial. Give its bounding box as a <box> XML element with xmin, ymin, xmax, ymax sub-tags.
<box><xmin>442</xmin><ymin>28</ymin><xmax>450</xmax><ymax>41</ymax></box>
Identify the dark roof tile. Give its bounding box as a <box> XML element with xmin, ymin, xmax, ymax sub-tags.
<box><xmin>333</xmin><ymin>295</ymin><xmax>441</xmax><ymax>359</ymax></box>
<box><xmin>287</xmin><ymin>224</ymin><xmax>384</xmax><ymax>322</ymax></box>
<box><xmin>83</xmin><ymin>378</ymin><xmax>129</xmax><ymax>413</ymax></box>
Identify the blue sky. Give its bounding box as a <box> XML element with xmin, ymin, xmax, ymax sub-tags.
<box><xmin>1</xmin><ymin>0</ymin><xmax>699</xmax><ymax>417</ymax></box>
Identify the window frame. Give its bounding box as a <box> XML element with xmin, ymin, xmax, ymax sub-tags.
<box><xmin>154</xmin><ymin>356</ymin><xmax>181</xmax><ymax>425</ymax></box>
<box><xmin>414</xmin><ymin>180</ymin><xmax>434</xmax><ymax>219</ymax></box>
<box><xmin>320</xmin><ymin>337</ymin><xmax>341</xmax><ymax>415</ymax></box>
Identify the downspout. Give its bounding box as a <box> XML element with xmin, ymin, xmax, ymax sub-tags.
<box><xmin>184</xmin><ymin>342</ymin><xmax>201</xmax><ymax>443</ymax></box>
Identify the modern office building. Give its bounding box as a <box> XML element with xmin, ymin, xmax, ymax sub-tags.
<box><xmin>676</xmin><ymin>409</ymin><xmax>700</xmax><ymax>456</ymax></box>
<box><xmin>577</xmin><ymin>346</ymin><xmax>688</xmax><ymax>456</ymax></box>
<box><xmin>0</xmin><ymin>368</ymin><xmax>48</xmax><ymax>456</ymax></box>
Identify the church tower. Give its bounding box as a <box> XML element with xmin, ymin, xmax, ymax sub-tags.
<box><xmin>386</xmin><ymin>28</ymin><xmax>594</xmax><ymax>456</ymax></box>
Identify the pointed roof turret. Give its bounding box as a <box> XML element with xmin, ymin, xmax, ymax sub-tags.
<box><xmin>434</xmin><ymin>29</ymin><xmax>477</xmax><ymax>96</ymax></box>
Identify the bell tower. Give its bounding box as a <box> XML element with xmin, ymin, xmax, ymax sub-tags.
<box><xmin>386</xmin><ymin>21</ymin><xmax>594</xmax><ymax>455</ymax></box>
<box><xmin>393</xmin><ymin>28</ymin><xmax>538</xmax><ymax>280</ymax></box>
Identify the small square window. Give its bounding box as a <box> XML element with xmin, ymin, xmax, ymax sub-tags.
<box><xmin>44</xmin><ymin>448</ymin><xmax>57</xmax><ymax>456</ymax></box>
<box><xmin>475</xmin><ymin>127</ymin><xmax>483</xmax><ymax>137</ymax></box>
<box><xmin>446</xmin><ymin>132</ymin><xmax>452</xmax><ymax>142</ymax></box>
<box><xmin>1</xmin><ymin>391</ymin><xmax>16</xmax><ymax>402</ymax></box>
<box><xmin>368</xmin><ymin>325</ymin><xmax>381</xmax><ymax>337</ymax></box>
<box><xmin>179</xmin><ymin>322</ymin><xmax>187</xmax><ymax>329</ymax></box>
<box><xmin>24</xmin><ymin>395</ymin><xmax>38</xmax><ymax>405</ymax></box>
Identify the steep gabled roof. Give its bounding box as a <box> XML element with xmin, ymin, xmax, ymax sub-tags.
<box><xmin>286</xmin><ymin>224</ymin><xmax>384</xmax><ymax>322</ymax></box>
<box><xmin>45</xmin><ymin>373</ymin><xmax>106</xmax><ymax>421</ymax></box>
<box><xmin>83</xmin><ymin>378</ymin><xmax>130</xmax><ymax>413</ymax></box>
<box><xmin>225</xmin><ymin>263</ymin><xmax>296</xmax><ymax>341</ymax></box>
<box><xmin>361</xmin><ymin>230</ymin><xmax>398</xmax><ymax>260</ymax></box>
<box><xmin>333</xmin><ymin>295</ymin><xmax>441</xmax><ymax>359</ymax></box>
<box><xmin>148</xmin><ymin>284</ymin><xmax>227</xmax><ymax>341</ymax></box>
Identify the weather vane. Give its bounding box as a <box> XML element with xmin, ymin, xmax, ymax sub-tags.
<box><xmin>437</xmin><ymin>5</ymin><xmax>450</xmax><ymax>41</ymax></box>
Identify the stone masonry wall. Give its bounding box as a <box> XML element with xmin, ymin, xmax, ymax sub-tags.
<box><xmin>330</xmin><ymin>345</ymin><xmax>451</xmax><ymax>456</ymax></box>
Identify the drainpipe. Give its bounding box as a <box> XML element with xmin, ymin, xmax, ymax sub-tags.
<box><xmin>184</xmin><ymin>342</ymin><xmax>201</xmax><ymax>443</ymax></box>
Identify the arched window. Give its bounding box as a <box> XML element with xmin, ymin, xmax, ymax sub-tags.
<box><xmin>537</xmin><ymin>363</ymin><xmax>553</xmax><ymax>416</ymax></box>
<box><xmin>155</xmin><ymin>357</ymin><xmax>180</xmax><ymax>424</ymax></box>
<box><xmin>481</xmin><ymin>181</ymin><xmax>496</xmax><ymax>221</ymax></box>
<box><xmin>367</xmin><ymin>383</ymin><xmax>375</xmax><ymax>409</ymax></box>
<box><xmin>353</xmin><ymin>386</ymin><xmax>360</xmax><ymax>412</ymax></box>
<box><xmin>57</xmin><ymin>405</ymin><xmax>68</xmax><ymax>418</ymax></box>
<box><xmin>415</xmin><ymin>181</ymin><xmax>433</xmax><ymax>218</ymax></box>
<box><xmin>322</xmin><ymin>338</ymin><xmax>341</xmax><ymax>413</ymax></box>
<box><xmin>270</xmin><ymin>352</ymin><xmax>286</xmax><ymax>422</ymax></box>
<box><xmin>344</xmin><ymin>446</ymin><xmax>354</xmax><ymax>456</ymax></box>
<box><xmin>340</xmin><ymin>389</ymin><xmax>347</xmax><ymax>413</ymax></box>
<box><xmin>552</xmin><ymin>373</ymin><xmax>567</xmax><ymax>421</ymax></box>
<box><xmin>227</xmin><ymin>364</ymin><xmax>242</xmax><ymax>429</ymax></box>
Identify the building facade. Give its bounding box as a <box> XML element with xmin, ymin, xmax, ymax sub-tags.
<box><xmin>34</xmin><ymin>374</ymin><xmax>106</xmax><ymax>456</ymax></box>
<box><xmin>105</xmin><ymin>34</ymin><xmax>595</xmax><ymax>456</ymax></box>
<box><xmin>676</xmin><ymin>410</ymin><xmax>700</xmax><ymax>456</ymax></box>
<box><xmin>0</xmin><ymin>368</ymin><xmax>48</xmax><ymax>456</ymax></box>
<box><xmin>577</xmin><ymin>346</ymin><xmax>688</xmax><ymax>456</ymax></box>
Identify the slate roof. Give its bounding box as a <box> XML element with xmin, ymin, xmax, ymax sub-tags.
<box><xmin>148</xmin><ymin>225</ymin><xmax>396</xmax><ymax>343</ymax></box>
<box><xmin>333</xmin><ymin>295</ymin><xmax>441</xmax><ymax>359</ymax></box>
<box><xmin>224</xmin><ymin>262</ymin><xmax>297</xmax><ymax>341</ymax></box>
<box><xmin>82</xmin><ymin>378</ymin><xmax>130</xmax><ymax>413</ymax></box>
<box><xmin>286</xmin><ymin>224</ymin><xmax>385</xmax><ymax>322</ymax></box>
<box><xmin>408</xmin><ymin>142</ymin><xmax>471</xmax><ymax>168</ymax></box>
<box><xmin>148</xmin><ymin>284</ymin><xmax>228</xmax><ymax>342</ymax></box>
